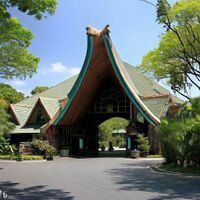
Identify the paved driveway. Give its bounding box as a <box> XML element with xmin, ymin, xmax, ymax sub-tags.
<box><xmin>0</xmin><ymin>158</ymin><xmax>200</xmax><ymax>200</ymax></box>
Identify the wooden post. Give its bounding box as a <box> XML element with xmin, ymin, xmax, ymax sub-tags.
<box><xmin>130</xmin><ymin>101</ymin><xmax>132</xmax><ymax>120</ymax></box>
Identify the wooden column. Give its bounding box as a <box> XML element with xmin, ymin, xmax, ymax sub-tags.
<box><xmin>130</xmin><ymin>101</ymin><xmax>133</xmax><ymax>120</ymax></box>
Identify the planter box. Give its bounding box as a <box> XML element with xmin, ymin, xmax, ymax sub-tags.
<box><xmin>46</xmin><ymin>156</ymin><xmax>53</xmax><ymax>161</ymax></box>
<box><xmin>131</xmin><ymin>150</ymin><xmax>140</xmax><ymax>159</ymax></box>
<box><xmin>60</xmin><ymin>150</ymin><xmax>69</xmax><ymax>157</ymax></box>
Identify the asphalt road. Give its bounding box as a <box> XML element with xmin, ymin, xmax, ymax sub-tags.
<box><xmin>0</xmin><ymin>158</ymin><xmax>200</xmax><ymax>200</ymax></box>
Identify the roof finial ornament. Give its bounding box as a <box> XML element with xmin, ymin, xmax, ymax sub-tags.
<box><xmin>86</xmin><ymin>24</ymin><xmax>110</xmax><ymax>36</ymax></box>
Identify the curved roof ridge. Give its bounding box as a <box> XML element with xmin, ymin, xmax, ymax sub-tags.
<box><xmin>103</xmin><ymin>33</ymin><xmax>160</xmax><ymax>126</ymax></box>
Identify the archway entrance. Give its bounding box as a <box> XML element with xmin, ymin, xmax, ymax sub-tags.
<box><xmin>98</xmin><ymin>117</ymin><xmax>128</xmax><ymax>157</ymax></box>
<box><xmin>53</xmin><ymin>79</ymin><xmax>149</xmax><ymax>156</ymax></box>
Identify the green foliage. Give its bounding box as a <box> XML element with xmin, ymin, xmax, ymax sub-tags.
<box><xmin>0</xmin><ymin>97</ymin><xmax>15</xmax><ymax>154</ymax></box>
<box><xmin>141</xmin><ymin>0</ymin><xmax>200</xmax><ymax>99</ymax></box>
<box><xmin>0</xmin><ymin>0</ymin><xmax>57</xmax><ymax>80</ymax></box>
<box><xmin>0</xmin><ymin>154</ymin><xmax>43</xmax><ymax>160</ymax></box>
<box><xmin>115</xmin><ymin>135</ymin><xmax>125</xmax><ymax>147</ymax></box>
<box><xmin>156</xmin><ymin>97</ymin><xmax>200</xmax><ymax>167</ymax></box>
<box><xmin>31</xmin><ymin>139</ymin><xmax>56</xmax><ymax>156</ymax></box>
<box><xmin>0</xmin><ymin>83</ymin><xmax>24</xmax><ymax>103</ymax></box>
<box><xmin>21</xmin><ymin>155</ymin><xmax>43</xmax><ymax>160</ymax></box>
<box><xmin>0</xmin><ymin>133</ymin><xmax>16</xmax><ymax>154</ymax></box>
<box><xmin>98</xmin><ymin>117</ymin><xmax>128</xmax><ymax>145</ymax></box>
<box><xmin>0</xmin><ymin>134</ymin><xmax>11</xmax><ymax>153</ymax></box>
<box><xmin>137</xmin><ymin>133</ymin><xmax>150</xmax><ymax>157</ymax></box>
<box><xmin>0</xmin><ymin>109</ymin><xmax>15</xmax><ymax>135</ymax></box>
<box><xmin>31</xmin><ymin>86</ymin><xmax>49</xmax><ymax>95</ymax></box>
<box><xmin>0</xmin><ymin>16</ymin><xmax>39</xmax><ymax>79</ymax></box>
<box><xmin>0</xmin><ymin>0</ymin><xmax>57</xmax><ymax>20</ymax></box>
<box><xmin>0</xmin><ymin>154</ymin><xmax>17</xmax><ymax>160</ymax></box>
<box><xmin>0</xmin><ymin>98</ymin><xmax>8</xmax><ymax>109</ymax></box>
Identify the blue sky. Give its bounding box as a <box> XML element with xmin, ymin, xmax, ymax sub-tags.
<box><xmin>2</xmin><ymin>0</ymin><xmax>198</xmax><ymax>99</ymax></box>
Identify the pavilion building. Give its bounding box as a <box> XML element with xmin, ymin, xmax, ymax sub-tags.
<box><xmin>8</xmin><ymin>25</ymin><xmax>183</xmax><ymax>155</ymax></box>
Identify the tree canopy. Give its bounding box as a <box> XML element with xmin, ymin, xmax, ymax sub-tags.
<box><xmin>141</xmin><ymin>0</ymin><xmax>200</xmax><ymax>99</ymax></box>
<box><xmin>31</xmin><ymin>86</ymin><xmax>49</xmax><ymax>95</ymax></box>
<box><xmin>1</xmin><ymin>0</ymin><xmax>57</xmax><ymax>20</ymax></box>
<box><xmin>0</xmin><ymin>83</ymin><xmax>24</xmax><ymax>104</ymax></box>
<box><xmin>0</xmin><ymin>0</ymin><xmax>57</xmax><ymax>80</ymax></box>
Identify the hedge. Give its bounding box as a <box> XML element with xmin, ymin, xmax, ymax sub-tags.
<box><xmin>0</xmin><ymin>155</ymin><xmax>43</xmax><ymax>160</ymax></box>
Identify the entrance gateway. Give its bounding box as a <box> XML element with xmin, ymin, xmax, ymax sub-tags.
<box><xmin>8</xmin><ymin>25</ymin><xmax>183</xmax><ymax>156</ymax></box>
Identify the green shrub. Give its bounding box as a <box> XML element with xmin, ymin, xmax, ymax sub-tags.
<box><xmin>0</xmin><ymin>154</ymin><xmax>17</xmax><ymax>160</ymax></box>
<box><xmin>156</xmin><ymin>97</ymin><xmax>200</xmax><ymax>168</ymax></box>
<box><xmin>31</xmin><ymin>139</ymin><xmax>56</xmax><ymax>157</ymax></box>
<box><xmin>137</xmin><ymin>133</ymin><xmax>150</xmax><ymax>157</ymax></box>
<box><xmin>0</xmin><ymin>154</ymin><xmax>43</xmax><ymax>160</ymax></box>
<box><xmin>22</xmin><ymin>155</ymin><xmax>43</xmax><ymax>160</ymax></box>
<box><xmin>115</xmin><ymin>135</ymin><xmax>125</xmax><ymax>147</ymax></box>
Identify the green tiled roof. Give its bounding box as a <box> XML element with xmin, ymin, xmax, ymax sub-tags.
<box><xmin>123</xmin><ymin>62</ymin><xmax>184</xmax><ymax>104</ymax></box>
<box><xmin>39</xmin><ymin>97</ymin><xmax>60</xmax><ymax>118</ymax></box>
<box><xmin>16</xmin><ymin>62</ymin><xmax>184</xmax><ymax>108</ymax></box>
<box><xmin>10</xmin><ymin>124</ymin><xmax>42</xmax><ymax>134</ymax></box>
<box><xmin>17</xmin><ymin>75</ymin><xmax>78</xmax><ymax>106</ymax></box>
<box><xmin>142</xmin><ymin>96</ymin><xmax>170</xmax><ymax>118</ymax></box>
<box><xmin>10</xmin><ymin>104</ymin><xmax>32</xmax><ymax>126</ymax></box>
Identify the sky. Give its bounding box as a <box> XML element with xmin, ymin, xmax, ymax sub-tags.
<box><xmin>2</xmin><ymin>0</ymin><xmax>198</xmax><ymax>99</ymax></box>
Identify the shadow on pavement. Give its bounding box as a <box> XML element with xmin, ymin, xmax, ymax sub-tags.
<box><xmin>0</xmin><ymin>181</ymin><xmax>74</xmax><ymax>200</ymax></box>
<box><xmin>106</xmin><ymin>162</ymin><xmax>200</xmax><ymax>200</ymax></box>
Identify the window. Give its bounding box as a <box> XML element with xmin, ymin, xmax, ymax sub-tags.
<box><xmin>36</xmin><ymin>109</ymin><xmax>46</xmax><ymax>123</ymax></box>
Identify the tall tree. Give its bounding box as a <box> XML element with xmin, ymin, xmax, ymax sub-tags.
<box><xmin>0</xmin><ymin>83</ymin><xmax>24</xmax><ymax>104</ymax></box>
<box><xmin>0</xmin><ymin>0</ymin><xmax>57</xmax><ymax>79</ymax></box>
<box><xmin>31</xmin><ymin>86</ymin><xmax>49</xmax><ymax>95</ymax></box>
<box><xmin>141</xmin><ymin>0</ymin><xmax>200</xmax><ymax>99</ymax></box>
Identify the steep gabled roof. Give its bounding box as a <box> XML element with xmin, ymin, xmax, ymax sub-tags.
<box><xmin>9</xmin><ymin>104</ymin><xmax>32</xmax><ymax>126</ymax></box>
<box><xmin>53</xmin><ymin>25</ymin><xmax>167</xmax><ymax>127</ymax></box>
<box><xmin>39</xmin><ymin>97</ymin><xmax>60</xmax><ymax>118</ymax></box>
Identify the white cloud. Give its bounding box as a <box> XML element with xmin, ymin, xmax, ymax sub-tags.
<box><xmin>49</xmin><ymin>62</ymin><xmax>80</xmax><ymax>75</ymax></box>
<box><xmin>10</xmin><ymin>80</ymin><xmax>26</xmax><ymax>87</ymax></box>
<box><xmin>69</xmin><ymin>67</ymin><xmax>81</xmax><ymax>75</ymax></box>
<box><xmin>50</xmin><ymin>62</ymin><xmax>67</xmax><ymax>73</ymax></box>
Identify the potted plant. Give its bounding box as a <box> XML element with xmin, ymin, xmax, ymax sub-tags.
<box><xmin>16</xmin><ymin>153</ymin><xmax>23</xmax><ymax>161</ymax></box>
<box><xmin>60</xmin><ymin>146</ymin><xmax>70</xmax><ymax>157</ymax></box>
<box><xmin>31</xmin><ymin>139</ymin><xmax>56</xmax><ymax>161</ymax></box>
<box><xmin>136</xmin><ymin>133</ymin><xmax>150</xmax><ymax>157</ymax></box>
<box><xmin>45</xmin><ymin>144</ymin><xmax>56</xmax><ymax>161</ymax></box>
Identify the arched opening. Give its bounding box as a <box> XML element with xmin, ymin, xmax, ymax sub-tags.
<box><xmin>98</xmin><ymin>117</ymin><xmax>128</xmax><ymax>157</ymax></box>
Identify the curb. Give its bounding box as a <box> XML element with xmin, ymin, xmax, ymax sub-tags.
<box><xmin>149</xmin><ymin>166</ymin><xmax>200</xmax><ymax>177</ymax></box>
